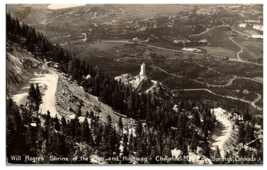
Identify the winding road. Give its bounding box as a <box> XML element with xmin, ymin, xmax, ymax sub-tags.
<box><xmin>108</xmin><ymin>32</ymin><xmax>263</xmax><ymax>111</ymax></box>
<box><xmin>211</xmin><ymin>107</ymin><xmax>232</xmax><ymax>158</ymax></box>
<box><xmin>238</xmin><ymin>76</ymin><xmax>263</xmax><ymax>84</ymax></box>
<box><xmin>192</xmin><ymin>24</ymin><xmax>250</xmax><ymax>37</ymax></box>
<box><xmin>229</xmin><ymin>58</ymin><xmax>263</xmax><ymax>67</ymax></box>
<box><xmin>173</xmin><ymin>89</ymin><xmax>262</xmax><ymax>111</ymax></box>
<box><xmin>149</xmin><ymin>65</ymin><xmax>183</xmax><ymax>78</ymax></box>
<box><xmin>251</xmin><ymin>93</ymin><xmax>262</xmax><ymax>108</ymax></box>
<box><xmin>104</xmin><ymin>37</ymin><xmax>263</xmax><ymax>67</ymax></box>
<box><xmin>147</xmin><ymin>62</ymin><xmax>262</xmax><ymax>111</ymax></box>
<box><xmin>12</xmin><ymin>64</ymin><xmax>59</xmax><ymax>117</ymax></box>
<box><xmin>229</xmin><ymin>37</ymin><xmax>242</xmax><ymax>61</ymax></box>
<box><xmin>146</xmin><ymin>44</ymin><xmax>204</xmax><ymax>55</ymax></box>
<box><xmin>38</xmin><ymin>73</ymin><xmax>59</xmax><ymax>117</ymax></box>
<box><xmin>192</xmin><ymin>24</ymin><xmax>263</xmax><ymax>67</ymax></box>
<box><xmin>193</xmin><ymin>76</ymin><xmax>262</xmax><ymax>88</ymax></box>
<box><xmin>193</xmin><ymin>76</ymin><xmax>237</xmax><ymax>88</ymax></box>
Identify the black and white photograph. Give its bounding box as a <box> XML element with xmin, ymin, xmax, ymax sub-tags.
<box><xmin>5</xmin><ymin>3</ymin><xmax>264</xmax><ymax>165</ymax></box>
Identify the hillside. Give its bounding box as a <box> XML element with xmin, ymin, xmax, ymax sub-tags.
<box><xmin>6</xmin><ymin>12</ymin><xmax>263</xmax><ymax>165</ymax></box>
<box><xmin>6</xmin><ymin>4</ymin><xmax>198</xmax><ymax>43</ymax></box>
<box><xmin>6</xmin><ymin>36</ymin><xmax>45</xmax><ymax>96</ymax></box>
<box><xmin>7</xmin><ymin>4</ymin><xmax>197</xmax><ymax>22</ymax></box>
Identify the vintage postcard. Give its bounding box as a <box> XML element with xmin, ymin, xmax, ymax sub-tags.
<box><xmin>6</xmin><ymin>4</ymin><xmax>263</xmax><ymax>165</ymax></box>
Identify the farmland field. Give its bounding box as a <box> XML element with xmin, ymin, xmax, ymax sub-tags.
<box><xmin>201</xmin><ymin>75</ymin><xmax>234</xmax><ymax>85</ymax></box>
<box><xmin>174</xmin><ymin>90</ymin><xmax>252</xmax><ymax>112</ymax></box>
<box><xmin>230</xmin><ymin>79</ymin><xmax>263</xmax><ymax>95</ymax></box>
<box><xmin>210</xmin><ymin>88</ymin><xmax>259</xmax><ymax>102</ymax></box>
<box><xmin>208</xmin><ymin>78</ymin><xmax>263</xmax><ymax>105</ymax></box>
<box><xmin>85</xmin><ymin>56</ymin><xmax>141</xmax><ymax>76</ymax></box>
<box><xmin>201</xmin><ymin>46</ymin><xmax>236</xmax><ymax>58</ymax></box>
<box><xmin>151</xmin><ymin>59</ymin><xmax>209</xmax><ymax>79</ymax></box>
<box><xmin>199</xmin><ymin>28</ymin><xmax>241</xmax><ymax>53</ymax></box>
<box><xmin>148</xmin><ymin>69</ymin><xmax>206</xmax><ymax>89</ymax></box>
<box><xmin>87</xmin><ymin>41</ymin><xmax>132</xmax><ymax>50</ymax></box>
<box><xmin>243</xmin><ymin>29</ymin><xmax>262</xmax><ymax>35</ymax></box>
<box><xmin>193</xmin><ymin>59</ymin><xmax>263</xmax><ymax>78</ymax></box>
<box><xmin>147</xmin><ymin>46</ymin><xmax>205</xmax><ymax>60</ymax></box>
<box><xmin>232</xmin><ymin>38</ymin><xmax>263</xmax><ymax>62</ymax></box>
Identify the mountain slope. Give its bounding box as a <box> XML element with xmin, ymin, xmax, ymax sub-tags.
<box><xmin>6</xmin><ymin>38</ymin><xmax>44</xmax><ymax>96</ymax></box>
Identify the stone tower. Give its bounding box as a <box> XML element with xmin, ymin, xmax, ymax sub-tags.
<box><xmin>140</xmin><ymin>62</ymin><xmax>147</xmax><ymax>78</ymax></box>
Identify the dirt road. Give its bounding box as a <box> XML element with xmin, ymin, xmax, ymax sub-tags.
<box><xmin>229</xmin><ymin>37</ymin><xmax>243</xmax><ymax>61</ymax></box>
<box><xmin>146</xmin><ymin>44</ymin><xmax>204</xmax><ymax>55</ymax></box>
<box><xmin>148</xmin><ymin>63</ymin><xmax>262</xmax><ymax>111</ymax></box>
<box><xmin>149</xmin><ymin>65</ymin><xmax>183</xmax><ymax>78</ymax></box>
<box><xmin>12</xmin><ymin>73</ymin><xmax>59</xmax><ymax>117</ymax></box>
<box><xmin>193</xmin><ymin>76</ymin><xmax>237</xmax><ymax>88</ymax></box>
<box><xmin>211</xmin><ymin>107</ymin><xmax>232</xmax><ymax>158</ymax></box>
<box><xmin>250</xmin><ymin>93</ymin><xmax>262</xmax><ymax>109</ymax></box>
<box><xmin>229</xmin><ymin>58</ymin><xmax>263</xmax><ymax>66</ymax></box>
<box><xmin>173</xmin><ymin>89</ymin><xmax>262</xmax><ymax>111</ymax></box>
<box><xmin>238</xmin><ymin>76</ymin><xmax>263</xmax><ymax>84</ymax></box>
<box><xmin>37</xmin><ymin>74</ymin><xmax>59</xmax><ymax>117</ymax></box>
<box><xmin>192</xmin><ymin>24</ymin><xmax>250</xmax><ymax>37</ymax></box>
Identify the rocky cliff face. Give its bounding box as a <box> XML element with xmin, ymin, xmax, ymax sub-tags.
<box><xmin>6</xmin><ymin>42</ymin><xmax>43</xmax><ymax>96</ymax></box>
<box><xmin>115</xmin><ymin>72</ymin><xmax>174</xmax><ymax>101</ymax></box>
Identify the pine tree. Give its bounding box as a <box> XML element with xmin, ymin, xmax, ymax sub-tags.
<box><xmin>81</xmin><ymin>118</ymin><xmax>91</xmax><ymax>143</ymax></box>
<box><xmin>108</xmin><ymin>128</ymin><xmax>117</xmax><ymax>156</ymax></box>
<box><xmin>61</xmin><ymin>116</ymin><xmax>67</xmax><ymax>133</ymax></box>
<box><xmin>136</xmin><ymin>143</ymin><xmax>146</xmax><ymax>164</ymax></box>
<box><xmin>149</xmin><ymin>147</ymin><xmax>157</xmax><ymax>164</ymax></box>
<box><xmin>193</xmin><ymin>109</ymin><xmax>200</xmax><ymax>127</ymax></box>
<box><xmin>89</xmin><ymin>111</ymin><xmax>94</xmax><ymax>119</ymax></box>
<box><xmin>243</xmin><ymin>110</ymin><xmax>251</xmax><ymax>122</ymax></box>
<box><xmin>190</xmin><ymin>132</ymin><xmax>197</xmax><ymax>151</ymax></box>
<box><xmin>136</xmin><ymin>120</ymin><xmax>143</xmax><ymax>137</ymax></box>
<box><xmin>162</xmin><ymin>145</ymin><xmax>171</xmax><ymax>157</ymax></box>
<box><xmin>35</xmin><ymin>83</ymin><xmax>42</xmax><ymax>111</ymax></box>
<box><xmin>118</xmin><ymin>117</ymin><xmax>123</xmax><ymax>135</ymax></box>
<box><xmin>77</xmin><ymin>106</ymin><xmax>82</xmax><ymax>117</ymax></box>
<box><xmin>74</xmin><ymin>119</ymin><xmax>81</xmax><ymax>142</ymax></box>
<box><xmin>45</xmin><ymin>110</ymin><xmax>51</xmax><ymax>131</ymax></box>
<box><xmin>122</xmin><ymin>146</ymin><xmax>130</xmax><ymax>164</ymax></box>
<box><xmin>6</xmin><ymin>13</ymin><xmax>12</xmax><ymax>34</ymax></box>
<box><xmin>54</xmin><ymin>115</ymin><xmax>60</xmax><ymax>131</ymax></box>
<box><xmin>6</xmin><ymin>99</ymin><xmax>26</xmax><ymax>163</ymax></box>
<box><xmin>27</xmin><ymin>83</ymin><xmax>36</xmax><ymax>109</ymax></box>
<box><xmin>85</xmin><ymin>111</ymin><xmax>89</xmax><ymax>118</ymax></box>
<box><xmin>237</xmin><ymin>123</ymin><xmax>246</xmax><ymax>144</ymax></box>
<box><xmin>106</xmin><ymin>115</ymin><xmax>112</xmax><ymax>128</ymax></box>
<box><xmin>123</xmin><ymin>133</ymin><xmax>128</xmax><ymax>145</ymax></box>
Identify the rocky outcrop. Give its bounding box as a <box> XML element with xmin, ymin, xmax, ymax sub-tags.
<box><xmin>6</xmin><ymin>43</ymin><xmax>42</xmax><ymax>96</ymax></box>
<box><xmin>171</xmin><ymin>149</ymin><xmax>183</xmax><ymax>158</ymax></box>
<box><xmin>188</xmin><ymin>151</ymin><xmax>213</xmax><ymax>165</ymax></box>
<box><xmin>188</xmin><ymin>146</ymin><xmax>213</xmax><ymax>165</ymax></box>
